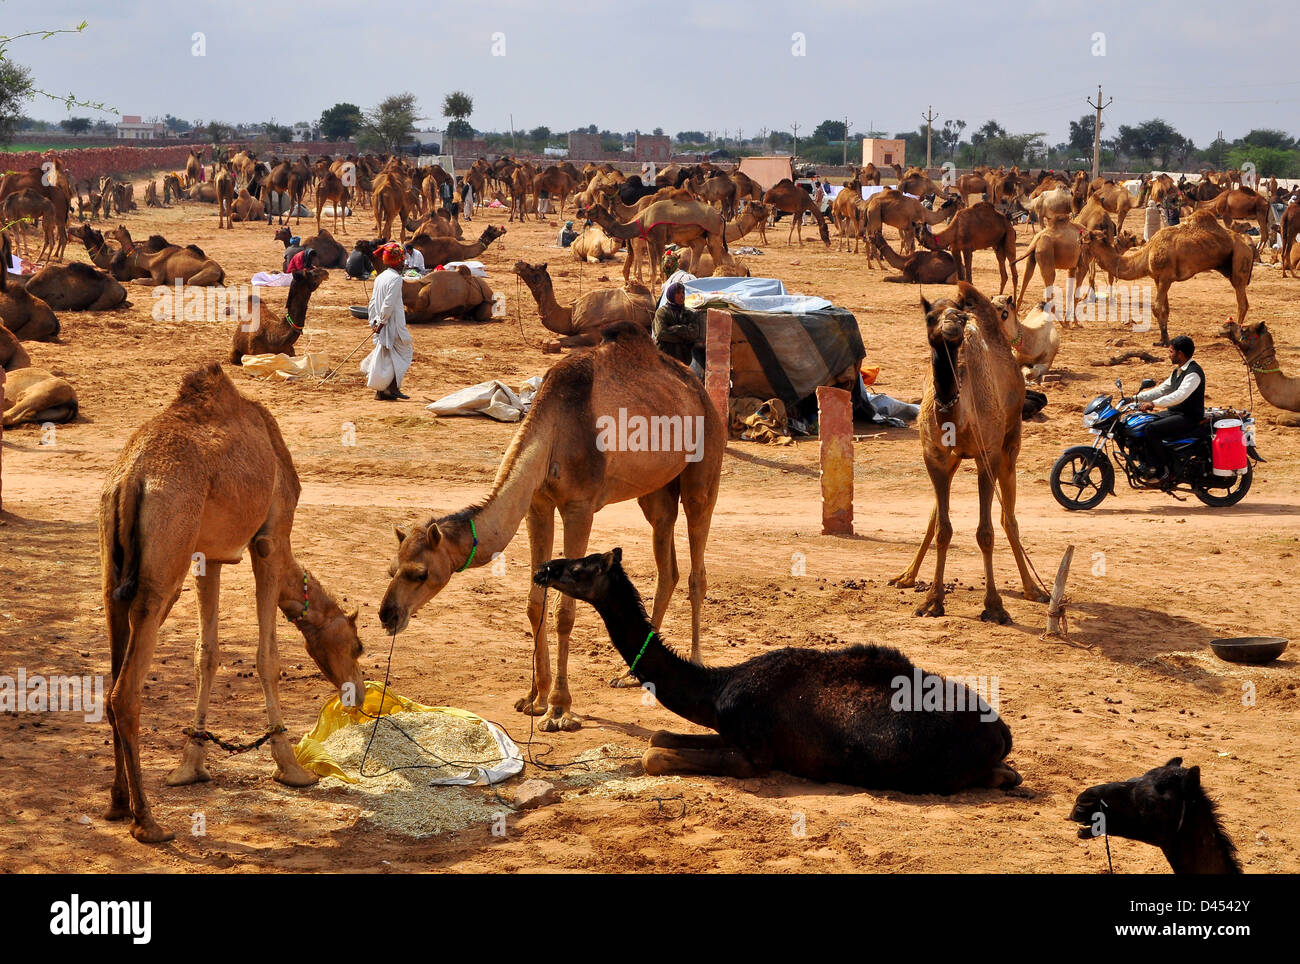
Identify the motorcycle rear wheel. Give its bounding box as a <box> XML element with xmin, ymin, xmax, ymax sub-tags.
<box><xmin>1050</xmin><ymin>446</ymin><xmax>1114</xmax><ymax>510</ymax></box>
<box><xmin>1193</xmin><ymin>464</ymin><xmax>1252</xmax><ymax>507</ymax></box>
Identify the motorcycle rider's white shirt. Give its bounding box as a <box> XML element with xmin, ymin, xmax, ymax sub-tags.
<box><xmin>1137</xmin><ymin>361</ymin><xmax>1201</xmax><ymax>409</ymax></box>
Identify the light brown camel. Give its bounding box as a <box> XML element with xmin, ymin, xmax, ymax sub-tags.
<box><xmin>1</xmin><ymin>235</ymin><xmax>61</xmax><ymax>339</ymax></box>
<box><xmin>585</xmin><ymin>200</ymin><xmax>728</xmax><ymax>287</ymax></box>
<box><xmin>0</xmin><ymin>321</ymin><xmax>31</xmax><ymax>371</ymax></box>
<box><xmin>688</xmin><ymin>172</ymin><xmax>738</xmax><ymax>220</ymax></box>
<box><xmin>230</xmin><ymin>267</ymin><xmax>328</xmax><ymax>363</ymax></box>
<box><xmin>1223</xmin><ymin>320</ymin><xmax>1300</xmax><ymax>426</ymax></box>
<box><xmin>371</xmin><ymin>171</ymin><xmax>410</xmax><ymax>241</ymax></box>
<box><xmin>762</xmin><ymin>179</ymin><xmax>830</xmax><ymax>246</ymax></box>
<box><xmin>533</xmin><ymin>167</ymin><xmax>577</xmax><ymax>220</ymax></box>
<box><xmin>3</xmin><ymin>366</ymin><xmax>78</xmax><ymax>426</ymax></box>
<box><xmin>861</xmin><ymin>190</ymin><xmax>960</xmax><ymax>260</ymax></box>
<box><xmin>858</xmin><ymin>163</ymin><xmax>882</xmax><ymax>186</ymax></box>
<box><xmin>378</xmin><ymin>321</ymin><xmax>724</xmax><ymax>731</ymax></box>
<box><xmin>401</xmin><ymin>265</ymin><xmax>495</xmax><ymax>323</ymax></box>
<box><xmin>214</xmin><ymin>166</ymin><xmax>234</xmax><ymax>230</ymax></box>
<box><xmin>1082</xmin><ymin>210</ymin><xmax>1253</xmax><ymax>344</ymax></box>
<box><xmin>513</xmin><ymin>261</ymin><xmax>654</xmax><ymax>350</ymax></box>
<box><xmin>1016</xmin><ymin>220</ymin><xmax>1084</xmax><ymax>307</ymax></box>
<box><xmin>918</xmin><ymin>202</ymin><xmax>1019</xmax><ymax>294</ymax></box>
<box><xmin>870</xmin><ymin>232</ymin><xmax>958</xmax><ymax>284</ymax></box>
<box><xmin>508</xmin><ymin>166</ymin><xmax>533</xmax><ymax>223</ymax></box>
<box><xmin>1197</xmin><ymin>188</ymin><xmax>1270</xmax><ymax>254</ymax></box>
<box><xmin>404</xmin><ymin>208</ymin><xmax>463</xmax><ymax>240</ymax></box>
<box><xmin>1088</xmin><ymin>180</ymin><xmax>1139</xmax><ymax>235</ymax></box>
<box><xmin>110</xmin><ymin>225</ymin><xmax>227</xmax><ymax>286</ymax></box>
<box><xmin>184</xmin><ymin>149</ymin><xmax>203</xmax><ymax>187</ymax></box>
<box><xmin>1282</xmin><ymin>204</ymin><xmax>1300</xmax><ymax>278</ymax></box>
<box><xmin>99</xmin><ymin>363</ymin><xmax>365</xmax><ymax>843</ymax></box>
<box><xmin>723</xmin><ymin>201</ymin><xmax>769</xmax><ymax>244</ymax></box>
<box><xmin>991</xmin><ymin>294</ymin><xmax>1059</xmax><ymax>384</ymax></box>
<box><xmin>570</xmin><ymin>225</ymin><xmax>622</xmax><ymax>262</ymax></box>
<box><xmin>231</xmin><ymin>188</ymin><xmax>265</xmax><ymax>223</ymax></box>
<box><xmin>407</xmin><ymin>225</ymin><xmax>506</xmax><ymax>269</ymax></box>
<box><xmin>313</xmin><ymin>168</ymin><xmax>349</xmax><ymax>235</ymax></box>
<box><xmin>888</xmin><ymin>283</ymin><xmax>1048</xmax><ymax>622</ymax></box>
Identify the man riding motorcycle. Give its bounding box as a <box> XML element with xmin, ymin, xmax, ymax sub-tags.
<box><xmin>1135</xmin><ymin>334</ymin><xmax>1204</xmax><ymax>483</ymax></box>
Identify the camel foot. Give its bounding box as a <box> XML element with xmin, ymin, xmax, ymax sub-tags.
<box><xmin>273</xmin><ymin>762</ymin><xmax>320</xmax><ymax>788</ymax></box>
<box><xmin>165</xmin><ymin>761</ymin><xmax>212</xmax><ymax>786</ymax></box>
<box><xmin>514</xmin><ymin>693</ymin><xmax>548</xmax><ymax>716</ymax></box>
<box><xmin>542</xmin><ymin>341</ymin><xmax>563</xmax><ymax>354</ymax></box>
<box><xmin>888</xmin><ymin>573</ymin><xmax>917</xmax><ymax>589</ymax></box>
<box><xmin>609</xmin><ymin>672</ymin><xmax>640</xmax><ymax>688</ymax></box>
<box><xmin>103</xmin><ymin>799</ymin><xmax>131</xmax><ymax>822</ymax></box>
<box><xmin>985</xmin><ymin>763</ymin><xmax>1022</xmax><ymax>789</ymax></box>
<box><xmin>1024</xmin><ymin>586</ymin><xmax>1051</xmax><ymax>604</ymax></box>
<box><xmin>980</xmin><ymin>605</ymin><xmax>1012</xmax><ymax>625</ymax></box>
<box><xmin>130</xmin><ymin>819</ymin><xmax>175</xmax><ymax>844</ymax></box>
<box><xmin>914</xmin><ymin>596</ymin><xmax>945</xmax><ymax>618</ymax></box>
<box><xmin>537</xmin><ymin>709</ymin><xmax>582</xmax><ymax>732</ymax></box>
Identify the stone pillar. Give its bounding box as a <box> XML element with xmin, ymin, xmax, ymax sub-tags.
<box><xmin>705</xmin><ymin>309</ymin><xmax>732</xmax><ymax>428</ymax></box>
<box><xmin>817</xmin><ymin>385</ymin><xmax>854</xmax><ymax>535</ymax></box>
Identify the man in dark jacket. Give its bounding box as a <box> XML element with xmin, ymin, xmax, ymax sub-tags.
<box><xmin>1137</xmin><ymin>334</ymin><xmax>1205</xmax><ymax>481</ymax></box>
<box><xmin>652</xmin><ymin>282</ymin><xmax>704</xmax><ymax>373</ymax></box>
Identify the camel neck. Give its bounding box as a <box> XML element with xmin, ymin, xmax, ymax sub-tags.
<box><xmin>276</xmin><ymin>563</ymin><xmax>337</xmax><ymax>626</ymax></box>
<box><xmin>1162</xmin><ymin>801</ymin><xmax>1240</xmax><ymax>874</ymax></box>
<box><xmin>587</xmin><ymin>572</ymin><xmax>720</xmax><ymax>729</ymax></box>
<box><xmin>524</xmin><ymin>274</ymin><xmax>569</xmax><ymax>332</ymax></box>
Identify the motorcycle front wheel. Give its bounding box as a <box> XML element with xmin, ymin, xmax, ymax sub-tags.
<box><xmin>1193</xmin><ymin>464</ymin><xmax>1252</xmax><ymax>507</ymax></box>
<box><xmin>1050</xmin><ymin>445</ymin><xmax>1115</xmax><ymax>510</ymax></box>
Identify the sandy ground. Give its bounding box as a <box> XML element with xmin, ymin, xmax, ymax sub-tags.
<box><xmin>1</xmin><ymin>173</ymin><xmax>1298</xmax><ymax>874</ymax></box>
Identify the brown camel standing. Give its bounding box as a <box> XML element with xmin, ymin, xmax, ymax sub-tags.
<box><xmin>185</xmin><ymin>149</ymin><xmax>203</xmax><ymax>187</ymax></box>
<box><xmin>99</xmin><ymin>364</ymin><xmax>365</xmax><ymax>843</ymax></box>
<box><xmin>313</xmin><ymin>168</ymin><xmax>349</xmax><ymax>235</ymax></box>
<box><xmin>585</xmin><ymin>200</ymin><xmax>728</xmax><ymax>288</ymax></box>
<box><xmin>1088</xmin><ymin>180</ymin><xmax>1139</xmax><ymax>236</ymax></box>
<box><xmin>919</xmin><ymin>202</ymin><xmax>1019</xmax><ymax>294</ymax></box>
<box><xmin>371</xmin><ymin>171</ymin><xmax>410</xmax><ymax>242</ymax></box>
<box><xmin>1282</xmin><ymin>204</ymin><xmax>1300</xmax><ymax>278</ymax></box>
<box><xmin>214</xmin><ymin>166</ymin><xmax>235</xmax><ymax>230</ymax></box>
<box><xmin>512</xmin><ymin>261</ymin><xmax>654</xmax><ymax>350</ymax></box>
<box><xmin>889</xmin><ymin>283</ymin><xmax>1048</xmax><ymax>622</ymax></box>
<box><xmin>378</xmin><ymin>322</ymin><xmax>724</xmax><ymax>732</ymax></box>
<box><xmin>762</xmin><ymin>179</ymin><xmax>830</xmax><ymax>246</ymax></box>
<box><xmin>1198</xmin><ymin>187</ymin><xmax>1271</xmax><ymax>254</ymax></box>
<box><xmin>1016</xmin><ymin>220</ymin><xmax>1084</xmax><ymax>309</ymax></box>
<box><xmin>1082</xmin><ymin>210</ymin><xmax>1253</xmax><ymax>344</ymax></box>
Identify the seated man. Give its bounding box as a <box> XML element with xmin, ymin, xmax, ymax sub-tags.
<box><xmin>1136</xmin><ymin>334</ymin><xmax>1204</xmax><ymax>482</ymax></box>
<box><xmin>652</xmin><ymin>282</ymin><xmax>705</xmax><ymax>376</ymax></box>
<box><xmin>403</xmin><ymin>242</ymin><xmax>426</xmax><ymax>274</ymax></box>
<box><xmin>558</xmin><ymin>221</ymin><xmax>579</xmax><ymax>248</ymax></box>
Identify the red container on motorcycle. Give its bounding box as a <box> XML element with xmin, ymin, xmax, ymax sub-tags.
<box><xmin>1211</xmin><ymin>419</ymin><xmax>1248</xmax><ymax>476</ymax></box>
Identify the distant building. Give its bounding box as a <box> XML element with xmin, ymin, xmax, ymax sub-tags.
<box><xmin>116</xmin><ymin>115</ymin><xmax>166</xmax><ymax>140</ymax></box>
<box><xmin>568</xmin><ymin>132</ymin><xmax>603</xmax><ymax>159</ymax></box>
<box><xmin>634</xmin><ymin>134</ymin><xmax>671</xmax><ymax>162</ymax></box>
<box><xmin>861</xmin><ymin>138</ymin><xmax>906</xmax><ymax>170</ymax></box>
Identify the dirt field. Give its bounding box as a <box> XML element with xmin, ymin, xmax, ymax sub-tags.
<box><xmin>2</xmin><ymin>174</ymin><xmax>1297</xmax><ymax>874</ymax></box>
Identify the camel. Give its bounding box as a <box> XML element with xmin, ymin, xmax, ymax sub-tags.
<box><xmin>1198</xmin><ymin>187</ymin><xmax>1270</xmax><ymax>254</ymax></box>
<box><xmin>888</xmin><ymin>283</ymin><xmax>1048</xmax><ymax>622</ymax></box>
<box><xmin>1070</xmin><ymin>759</ymin><xmax>1241</xmax><ymax>874</ymax></box>
<box><xmin>953</xmin><ymin>173</ymin><xmax>989</xmax><ymax>208</ymax></box>
<box><xmin>162</xmin><ymin>173</ymin><xmax>185</xmax><ymax>206</ymax></box>
<box><xmin>870</xmin><ymin>232</ymin><xmax>958</xmax><ymax>284</ymax></box>
<box><xmin>0</xmin><ymin>322</ymin><xmax>31</xmax><ymax>371</ymax></box>
<box><xmin>688</xmin><ymin>172</ymin><xmax>738</xmax><ymax>220</ymax></box>
<box><xmin>831</xmin><ymin>187</ymin><xmax>865</xmax><ymax>252</ymax></box>
<box><xmin>857</xmin><ymin>163</ymin><xmax>882</xmax><ymax>186</ymax></box>
<box><xmin>214</xmin><ymin>166</ymin><xmax>234</xmax><ymax>230</ymax></box>
<box><xmin>0</xmin><ymin>188</ymin><xmax>59</xmax><ymax>262</ymax></box>
<box><xmin>861</xmin><ymin>190</ymin><xmax>960</xmax><ymax>259</ymax></box>
<box><xmin>508</xmin><ymin>166</ymin><xmax>532</xmax><ymax>223</ymax></box>
<box><xmin>1082</xmin><ymin>210</ymin><xmax>1253</xmax><ymax>344</ymax></box>
<box><xmin>99</xmin><ymin>363</ymin><xmax>365</xmax><ymax>843</ymax></box>
<box><xmin>1016</xmin><ymin>220</ymin><xmax>1084</xmax><ymax>307</ymax></box>
<box><xmin>1088</xmin><ymin>180</ymin><xmax>1139</xmax><ymax>235</ymax></box>
<box><xmin>231</xmin><ymin>188</ymin><xmax>265</xmax><ymax>223</ymax></box>
<box><xmin>184</xmin><ymin>149</ymin><xmax>203</xmax><ymax>187</ymax></box>
<box><xmin>296</xmin><ymin>229</ymin><xmax>348</xmax><ymax>269</ymax></box>
<box><xmin>315</xmin><ymin>168</ymin><xmax>350</xmax><ymax>235</ymax></box>
<box><xmin>585</xmin><ymin>200</ymin><xmax>728</xmax><ymax>288</ymax></box>
<box><xmin>1022</xmin><ymin>186</ymin><xmax>1073</xmax><ymax>227</ymax></box>
<box><xmin>230</xmin><ymin>267</ymin><xmax>328</xmax><ymax>363</ymax></box>
<box><xmin>1281</xmin><ymin>204</ymin><xmax>1300</xmax><ymax>277</ymax></box>
<box><xmin>723</xmin><ymin>201</ymin><xmax>768</xmax><ymax>245</ymax></box>
<box><xmin>370</xmin><ymin>171</ymin><xmax>410</xmax><ymax>241</ymax></box>
<box><xmin>1223</xmin><ymin>320</ymin><xmax>1300</xmax><ymax>425</ymax></box>
<box><xmin>570</xmin><ymin>225</ymin><xmax>622</xmax><ymax>262</ymax></box>
<box><xmin>533</xmin><ymin>167</ymin><xmax>577</xmax><ymax>220</ymax></box>
<box><xmin>110</xmin><ymin>226</ymin><xmax>227</xmax><ymax>287</ymax></box>
<box><xmin>1</xmin><ymin>236</ymin><xmax>61</xmax><ymax>339</ymax></box>
<box><xmin>896</xmin><ymin>167</ymin><xmax>950</xmax><ymax>200</ymax></box>
<box><xmin>513</xmin><ymin>261</ymin><xmax>654</xmax><ymax>351</ymax></box>
<box><xmin>23</xmin><ymin>259</ymin><xmax>127</xmax><ymax>311</ymax></box>
<box><xmin>407</xmin><ymin>225</ymin><xmax>506</xmax><ymax>269</ymax></box>
<box><xmin>379</xmin><ymin>321</ymin><xmax>724</xmax><ymax>731</ymax></box>
<box><xmin>404</xmin><ymin>207</ymin><xmax>463</xmax><ymax>240</ymax></box>
<box><xmin>762</xmin><ymin>180</ymin><xmax>830</xmax><ymax>246</ymax></box>
<box><xmin>400</xmin><ymin>265</ymin><xmax>495</xmax><ymax>324</ymax></box>
<box><xmin>728</xmin><ymin>169</ymin><xmax>764</xmax><ymax>204</ymax></box>
<box><xmin>991</xmin><ymin>295</ymin><xmax>1058</xmax><ymax>384</ymax></box>
<box><xmin>918</xmin><ymin>202</ymin><xmax>1019</xmax><ymax>294</ymax></box>
<box><xmin>3</xmin><ymin>366</ymin><xmax>78</xmax><ymax>427</ymax></box>
<box><xmin>535</xmin><ymin>549</ymin><xmax>1021</xmax><ymax>791</ymax></box>
<box><xmin>263</xmin><ymin>159</ymin><xmax>308</xmax><ymax>225</ymax></box>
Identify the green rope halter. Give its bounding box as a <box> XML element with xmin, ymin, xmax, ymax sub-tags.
<box><xmin>457</xmin><ymin>518</ymin><xmax>478</xmax><ymax>572</ymax></box>
<box><xmin>628</xmin><ymin>630</ymin><xmax>655</xmax><ymax>677</ymax></box>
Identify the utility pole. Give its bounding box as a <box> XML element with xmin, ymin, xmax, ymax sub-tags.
<box><xmin>1087</xmin><ymin>85</ymin><xmax>1112</xmax><ymax>179</ymax></box>
<box><xmin>792</xmin><ymin>122</ymin><xmax>800</xmax><ymax>160</ymax></box>
<box><xmin>922</xmin><ymin>106</ymin><xmax>938</xmax><ymax>169</ymax></box>
<box><xmin>842</xmin><ymin>115</ymin><xmax>851</xmax><ymax>167</ymax></box>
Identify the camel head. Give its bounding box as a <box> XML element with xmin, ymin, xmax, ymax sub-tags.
<box><xmin>533</xmin><ymin>548</ymin><xmax>622</xmax><ymax>605</ymax></box>
<box><xmin>990</xmin><ymin>295</ymin><xmax>1019</xmax><ymax>341</ymax></box>
<box><xmin>480</xmin><ymin>225</ymin><xmax>507</xmax><ymax>246</ymax></box>
<box><xmin>379</xmin><ymin>519</ymin><xmax>468</xmax><ymax>634</ymax></box>
<box><xmin>1221</xmin><ymin>319</ymin><xmax>1269</xmax><ymax>356</ymax></box>
<box><xmin>297</xmin><ymin>597</ymin><xmax>365</xmax><ymax>698</ymax></box>
<box><xmin>921</xmin><ymin>290</ymin><xmax>969</xmax><ymax>350</ymax></box>
<box><xmin>109</xmin><ymin>224</ymin><xmax>133</xmax><ymax>249</ymax></box>
<box><xmin>512</xmin><ymin>260</ymin><xmax>548</xmax><ymax>288</ymax></box>
<box><xmin>274</xmin><ymin>226</ymin><xmax>293</xmax><ymax>247</ymax></box>
<box><xmin>1069</xmin><ymin>758</ymin><xmax>1208</xmax><ymax>847</ymax></box>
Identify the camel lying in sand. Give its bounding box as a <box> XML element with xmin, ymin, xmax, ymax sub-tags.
<box><xmin>3</xmin><ymin>366</ymin><xmax>78</xmax><ymax>427</ymax></box>
<box><xmin>401</xmin><ymin>265</ymin><xmax>495</xmax><ymax>323</ymax></box>
<box><xmin>1</xmin><ymin>324</ymin><xmax>32</xmax><ymax>371</ymax></box>
<box><xmin>991</xmin><ymin>295</ymin><xmax>1059</xmax><ymax>384</ymax></box>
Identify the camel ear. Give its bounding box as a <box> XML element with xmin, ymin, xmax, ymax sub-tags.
<box><xmin>424</xmin><ymin>521</ymin><xmax>442</xmax><ymax>547</ymax></box>
<box><xmin>920</xmin><ymin>296</ymin><xmax>933</xmax><ymax>315</ymax></box>
<box><xmin>1183</xmin><ymin>766</ymin><xmax>1201</xmax><ymax>792</ymax></box>
<box><xmin>346</xmin><ymin>608</ymin><xmax>359</xmax><ymax>624</ymax></box>
<box><xmin>395</xmin><ymin>525</ymin><xmax>408</xmax><ymax>546</ymax></box>
<box><xmin>1165</xmin><ymin>756</ymin><xmax>1183</xmax><ymax>768</ymax></box>
<box><xmin>609</xmin><ymin>547</ymin><xmax>622</xmax><ymax>567</ymax></box>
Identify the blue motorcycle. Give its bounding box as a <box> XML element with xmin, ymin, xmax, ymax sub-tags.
<box><xmin>1050</xmin><ymin>377</ymin><xmax>1264</xmax><ymax>510</ymax></box>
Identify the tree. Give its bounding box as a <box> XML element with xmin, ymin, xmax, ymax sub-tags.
<box><xmin>0</xmin><ymin>60</ymin><xmax>33</xmax><ymax>145</ymax></box>
<box><xmin>1068</xmin><ymin>114</ymin><xmax>1099</xmax><ymax>157</ymax></box>
<box><xmin>264</xmin><ymin>122</ymin><xmax>294</xmax><ymax>143</ymax></box>
<box><xmin>529</xmin><ymin>125</ymin><xmax>551</xmax><ymax>143</ymax></box>
<box><xmin>204</xmin><ymin>120</ymin><xmax>231</xmax><ymax>143</ymax></box>
<box><xmin>360</xmin><ymin>92</ymin><xmax>420</xmax><ymax>152</ymax></box>
<box><xmin>163</xmin><ymin>113</ymin><xmax>192</xmax><ymax>134</ymax></box>
<box><xmin>813</xmin><ymin>119</ymin><xmax>846</xmax><ymax>142</ymax></box>
<box><xmin>675</xmin><ymin>130</ymin><xmax>707</xmax><ymax>144</ymax></box>
<box><xmin>59</xmin><ymin>116</ymin><xmax>91</xmax><ymax>136</ymax></box>
<box><xmin>652</xmin><ymin>127</ymin><xmax>664</xmax><ymax>137</ymax></box>
<box><xmin>442</xmin><ymin>90</ymin><xmax>474</xmax><ymax>132</ymax></box>
<box><xmin>1239</xmin><ymin>128</ymin><xmax>1297</xmax><ymax>152</ymax></box>
<box><xmin>319</xmin><ymin>102</ymin><xmax>362</xmax><ymax>141</ymax></box>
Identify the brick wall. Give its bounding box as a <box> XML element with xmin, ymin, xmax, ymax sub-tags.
<box><xmin>1</xmin><ymin>142</ymin><xmax>357</xmax><ymax>185</ymax></box>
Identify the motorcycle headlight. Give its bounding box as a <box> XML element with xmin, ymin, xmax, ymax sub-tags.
<box><xmin>1082</xmin><ymin>412</ymin><xmax>1099</xmax><ymax>429</ymax></box>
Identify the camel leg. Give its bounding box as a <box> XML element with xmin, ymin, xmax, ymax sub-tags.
<box><xmin>103</xmin><ymin>588</ymin><xmax>133</xmax><ymax>822</ymax></box>
<box><xmin>643</xmin><ymin>745</ymin><xmax>762</xmax><ymax>778</ymax></box>
<box><xmin>997</xmin><ymin>453</ymin><xmax>1050</xmax><ymax>603</ymax></box>
<box><xmin>649</xmin><ymin>730</ymin><xmax>726</xmax><ymax>749</ymax></box>
<box><xmin>680</xmin><ymin>463</ymin><xmax>717</xmax><ymax>665</ymax></box>
<box><xmin>1153</xmin><ymin>279</ymin><xmax>1172</xmax><ymax>345</ymax></box>
<box><xmin>914</xmin><ymin>461</ymin><xmax>957</xmax><ymax>618</ymax></box>
<box><xmin>890</xmin><ymin>502</ymin><xmax>938</xmax><ymax>588</ymax></box>
<box><xmin>516</xmin><ymin>504</ymin><xmax>555</xmax><ymax>717</ymax></box>
<box><xmin>975</xmin><ymin>461</ymin><xmax>1011</xmax><ymax>625</ymax></box>
<box><xmin>538</xmin><ymin>502</ymin><xmax>595</xmax><ymax>732</ymax></box>
<box><xmin>610</xmin><ymin>488</ymin><xmax>681</xmax><ymax>687</ymax></box>
<box><xmin>249</xmin><ymin>545</ymin><xmax>317</xmax><ymax>787</ymax></box>
<box><xmin>166</xmin><ymin>563</ymin><xmax>222</xmax><ymax>786</ymax></box>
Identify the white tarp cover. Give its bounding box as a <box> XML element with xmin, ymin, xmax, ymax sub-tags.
<box><xmin>669</xmin><ymin>275</ymin><xmax>833</xmax><ymax>314</ymax></box>
<box><xmin>426</xmin><ymin>376</ymin><xmax>543</xmax><ymax>422</ymax></box>
<box><xmin>441</xmin><ymin>260</ymin><xmax>488</xmax><ymax>277</ymax></box>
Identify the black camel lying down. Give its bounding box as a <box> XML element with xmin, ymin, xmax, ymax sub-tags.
<box><xmin>534</xmin><ymin>549</ymin><xmax>1021</xmax><ymax>794</ymax></box>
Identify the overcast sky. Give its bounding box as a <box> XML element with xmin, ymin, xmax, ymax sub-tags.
<box><xmin>7</xmin><ymin>0</ymin><xmax>1298</xmax><ymax>147</ymax></box>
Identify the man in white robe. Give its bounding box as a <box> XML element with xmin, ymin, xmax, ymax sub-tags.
<box><xmin>360</xmin><ymin>243</ymin><xmax>413</xmax><ymax>400</ymax></box>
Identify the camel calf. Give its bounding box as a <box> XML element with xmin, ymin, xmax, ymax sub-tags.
<box><xmin>992</xmin><ymin>295</ymin><xmax>1059</xmax><ymax>384</ymax></box>
<box><xmin>2</xmin><ymin>366</ymin><xmax>77</xmax><ymax>426</ymax></box>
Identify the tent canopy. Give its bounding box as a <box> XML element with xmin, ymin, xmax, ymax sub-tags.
<box><xmin>738</xmin><ymin>156</ymin><xmax>794</xmax><ymax>192</ymax></box>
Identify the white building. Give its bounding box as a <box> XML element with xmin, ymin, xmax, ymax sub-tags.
<box><xmin>115</xmin><ymin>115</ymin><xmax>166</xmax><ymax>140</ymax></box>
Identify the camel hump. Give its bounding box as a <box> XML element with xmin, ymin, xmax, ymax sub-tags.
<box><xmin>185</xmin><ymin>244</ymin><xmax>207</xmax><ymax>257</ymax></box>
<box><xmin>173</xmin><ymin>361</ymin><xmax>240</xmax><ymax>409</ymax></box>
<box><xmin>600</xmin><ymin>320</ymin><xmax>653</xmax><ymax>345</ymax></box>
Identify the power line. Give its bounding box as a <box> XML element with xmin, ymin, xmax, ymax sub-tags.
<box><xmin>1087</xmin><ymin>85</ymin><xmax>1113</xmax><ymax>180</ymax></box>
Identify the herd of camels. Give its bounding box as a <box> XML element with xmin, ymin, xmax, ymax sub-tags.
<box><xmin>0</xmin><ymin>146</ymin><xmax>1296</xmax><ymax>872</ymax></box>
